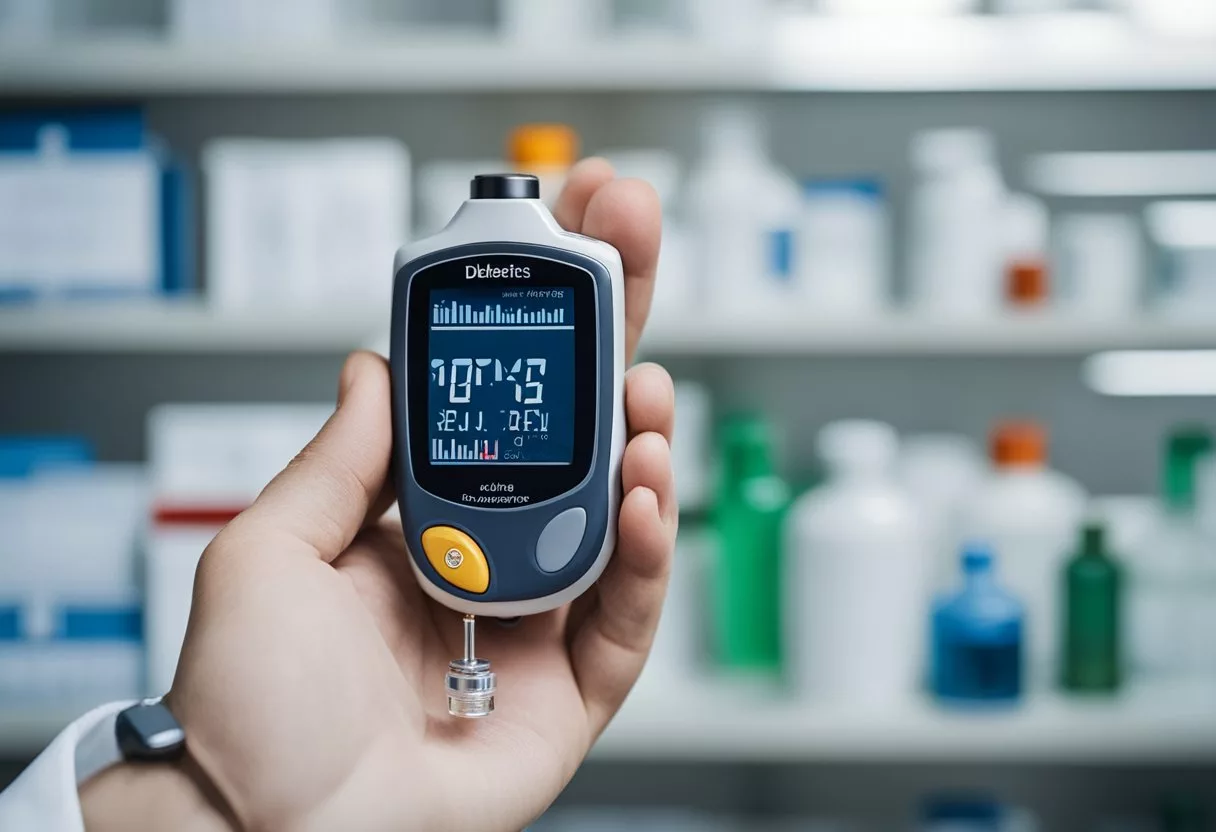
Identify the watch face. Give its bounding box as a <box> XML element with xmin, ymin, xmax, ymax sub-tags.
<box><xmin>116</xmin><ymin>702</ymin><xmax>186</xmax><ymax>761</ymax></box>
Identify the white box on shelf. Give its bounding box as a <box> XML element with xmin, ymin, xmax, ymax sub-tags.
<box><xmin>0</xmin><ymin>463</ymin><xmax>148</xmax><ymax>708</ymax></box>
<box><xmin>169</xmin><ymin>0</ymin><xmax>338</xmax><ymax>41</ymax></box>
<box><xmin>145</xmin><ymin>404</ymin><xmax>332</xmax><ymax>694</ymax></box>
<box><xmin>0</xmin><ymin>0</ymin><xmax>51</xmax><ymax>41</ymax></box>
<box><xmin>0</xmin><ymin>126</ymin><xmax>160</xmax><ymax>299</ymax></box>
<box><xmin>203</xmin><ymin>138</ymin><xmax>409</xmax><ymax>312</ymax></box>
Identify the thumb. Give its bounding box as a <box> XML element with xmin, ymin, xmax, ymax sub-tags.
<box><xmin>237</xmin><ymin>350</ymin><xmax>394</xmax><ymax>562</ymax></box>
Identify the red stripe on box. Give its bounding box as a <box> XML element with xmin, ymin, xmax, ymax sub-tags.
<box><xmin>152</xmin><ymin>504</ymin><xmax>247</xmax><ymax>527</ymax></box>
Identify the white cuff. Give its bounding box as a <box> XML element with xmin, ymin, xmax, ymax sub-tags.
<box><xmin>0</xmin><ymin>701</ymin><xmax>136</xmax><ymax>832</ymax></box>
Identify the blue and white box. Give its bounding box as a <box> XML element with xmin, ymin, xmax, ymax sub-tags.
<box><xmin>0</xmin><ymin>107</ymin><xmax>193</xmax><ymax>302</ymax></box>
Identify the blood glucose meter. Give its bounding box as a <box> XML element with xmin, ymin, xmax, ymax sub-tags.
<box><xmin>389</xmin><ymin>173</ymin><xmax>625</xmax><ymax>717</ymax></box>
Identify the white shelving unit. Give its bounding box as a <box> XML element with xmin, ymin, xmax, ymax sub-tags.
<box><xmin>594</xmin><ymin>682</ymin><xmax>1216</xmax><ymax>764</ymax></box>
<box><xmin>4</xmin><ymin>302</ymin><xmax>1216</xmax><ymax>356</ymax></box>
<box><xmin>6</xmin><ymin>683</ymin><xmax>1215</xmax><ymax>762</ymax></box>
<box><xmin>0</xmin><ymin>302</ymin><xmax>387</xmax><ymax>354</ymax></box>
<box><xmin>1</xmin><ymin>15</ymin><xmax>1214</xmax><ymax>94</ymax></box>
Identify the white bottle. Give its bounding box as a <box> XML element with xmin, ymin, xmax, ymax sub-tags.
<box><xmin>685</xmin><ymin>105</ymin><xmax>802</xmax><ymax>314</ymax></box>
<box><xmin>500</xmin><ymin>0</ymin><xmax>608</xmax><ymax>42</ymax></box>
<box><xmin>898</xmin><ymin>433</ymin><xmax>986</xmax><ymax>588</ymax></box>
<box><xmin>796</xmin><ymin>179</ymin><xmax>889</xmax><ymax>316</ymax></box>
<box><xmin>1146</xmin><ymin>201</ymin><xmax>1216</xmax><ymax>320</ymax></box>
<box><xmin>1054</xmin><ymin>213</ymin><xmax>1142</xmax><ymax>321</ymax></box>
<box><xmin>818</xmin><ymin>0</ymin><xmax>980</xmax><ymax>15</ymax></box>
<box><xmin>908</xmin><ymin>129</ymin><xmax>1007</xmax><ymax>319</ymax></box>
<box><xmin>786</xmin><ymin>420</ymin><xmax>932</xmax><ymax>706</ymax></box>
<box><xmin>1128</xmin><ymin>428</ymin><xmax>1215</xmax><ymax>681</ymax></box>
<box><xmin>1002</xmin><ymin>192</ymin><xmax>1051</xmax><ymax>310</ymax></box>
<box><xmin>958</xmin><ymin>422</ymin><xmax>1086</xmax><ymax>688</ymax></box>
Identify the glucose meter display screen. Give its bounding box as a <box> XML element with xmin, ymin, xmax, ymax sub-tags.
<box><xmin>428</xmin><ymin>286</ymin><xmax>576</xmax><ymax>465</ymax></box>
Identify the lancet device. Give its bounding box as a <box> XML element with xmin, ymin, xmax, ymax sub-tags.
<box><xmin>390</xmin><ymin>173</ymin><xmax>625</xmax><ymax>717</ymax></box>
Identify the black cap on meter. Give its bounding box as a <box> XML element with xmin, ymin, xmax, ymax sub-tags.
<box><xmin>470</xmin><ymin>173</ymin><xmax>540</xmax><ymax>200</ymax></box>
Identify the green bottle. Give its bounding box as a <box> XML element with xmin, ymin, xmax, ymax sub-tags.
<box><xmin>1161</xmin><ymin>794</ymin><xmax>1210</xmax><ymax>832</ymax></box>
<box><xmin>1061</xmin><ymin>522</ymin><xmax>1122</xmax><ymax>693</ymax></box>
<box><xmin>711</xmin><ymin>414</ymin><xmax>789</xmax><ymax>673</ymax></box>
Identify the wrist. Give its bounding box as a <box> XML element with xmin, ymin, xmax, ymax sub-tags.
<box><xmin>80</xmin><ymin>756</ymin><xmax>237</xmax><ymax>832</ymax></box>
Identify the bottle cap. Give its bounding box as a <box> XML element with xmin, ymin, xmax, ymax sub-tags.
<box><xmin>1164</xmin><ymin>426</ymin><xmax>1213</xmax><ymax>511</ymax></box>
<box><xmin>508</xmin><ymin>124</ymin><xmax>579</xmax><ymax>168</ymax></box>
<box><xmin>911</xmin><ymin>128</ymin><xmax>996</xmax><ymax>174</ymax></box>
<box><xmin>816</xmin><ymin>419</ymin><xmax>898</xmax><ymax>475</ymax></box>
<box><xmin>719</xmin><ymin>414</ymin><xmax>774</xmax><ymax>484</ymax></box>
<box><xmin>1006</xmin><ymin>260</ymin><xmax>1049</xmax><ymax>306</ymax></box>
<box><xmin>961</xmin><ymin>543</ymin><xmax>994</xmax><ymax>574</ymax></box>
<box><xmin>990</xmin><ymin>421</ymin><xmax>1046</xmax><ymax>468</ymax></box>
<box><xmin>1079</xmin><ymin>521</ymin><xmax>1105</xmax><ymax>556</ymax></box>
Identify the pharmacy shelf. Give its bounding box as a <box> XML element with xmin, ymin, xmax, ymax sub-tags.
<box><xmin>6</xmin><ymin>683</ymin><xmax>1215</xmax><ymax>762</ymax></box>
<box><xmin>639</xmin><ymin>313</ymin><xmax>1216</xmax><ymax>356</ymax></box>
<box><xmin>5</xmin><ymin>303</ymin><xmax>1216</xmax><ymax>356</ymax></box>
<box><xmin>0</xmin><ymin>35</ymin><xmax>761</xmax><ymax>95</ymax></box>
<box><xmin>0</xmin><ymin>301</ymin><xmax>388</xmax><ymax>354</ymax></box>
<box><xmin>1</xmin><ymin>16</ymin><xmax>1215</xmax><ymax>95</ymax></box>
<box><xmin>769</xmin><ymin>13</ymin><xmax>1216</xmax><ymax>93</ymax></box>
<box><xmin>594</xmin><ymin>682</ymin><xmax>1216</xmax><ymax>764</ymax></box>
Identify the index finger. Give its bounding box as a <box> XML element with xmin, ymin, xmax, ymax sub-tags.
<box><xmin>579</xmin><ymin>178</ymin><xmax>662</xmax><ymax>364</ymax></box>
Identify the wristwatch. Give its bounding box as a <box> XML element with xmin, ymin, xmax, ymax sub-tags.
<box><xmin>75</xmin><ymin>698</ymin><xmax>187</xmax><ymax>785</ymax></box>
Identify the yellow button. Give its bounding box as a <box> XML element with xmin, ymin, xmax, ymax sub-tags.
<box><xmin>421</xmin><ymin>526</ymin><xmax>490</xmax><ymax>594</ymax></box>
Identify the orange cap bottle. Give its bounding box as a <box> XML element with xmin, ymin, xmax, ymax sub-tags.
<box><xmin>990</xmin><ymin>421</ymin><xmax>1046</xmax><ymax>468</ymax></box>
<box><xmin>508</xmin><ymin>124</ymin><xmax>579</xmax><ymax>170</ymax></box>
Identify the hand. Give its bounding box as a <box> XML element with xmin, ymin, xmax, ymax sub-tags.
<box><xmin>81</xmin><ymin>160</ymin><xmax>675</xmax><ymax>832</ymax></box>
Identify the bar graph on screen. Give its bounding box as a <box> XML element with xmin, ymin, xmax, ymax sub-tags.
<box><xmin>433</xmin><ymin>438</ymin><xmax>500</xmax><ymax>461</ymax></box>
<box><xmin>432</xmin><ymin>301</ymin><xmax>569</xmax><ymax>328</ymax></box>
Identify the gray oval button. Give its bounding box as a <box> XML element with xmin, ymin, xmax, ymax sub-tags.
<box><xmin>535</xmin><ymin>507</ymin><xmax>588</xmax><ymax>573</ymax></box>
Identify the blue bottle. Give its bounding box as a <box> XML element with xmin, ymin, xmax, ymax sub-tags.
<box><xmin>932</xmin><ymin>545</ymin><xmax>1024</xmax><ymax>705</ymax></box>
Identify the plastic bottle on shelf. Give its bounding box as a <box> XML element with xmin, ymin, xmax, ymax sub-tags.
<box><xmin>1054</xmin><ymin>213</ymin><xmax>1143</xmax><ymax>321</ymax></box>
<box><xmin>1061</xmin><ymin>521</ymin><xmax>1123</xmax><ymax>694</ymax></box>
<box><xmin>687</xmin><ymin>0</ymin><xmax>767</xmax><ymax>49</ymax></box>
<box><xmin>897</xmin><ymin>433</ymin><xmax>986</xmax><ymax>588</ymax></box>
<box><xmin>931</xmin><ymin>545</ymin><xmax>1024</xmax><ymax>706</ymax></box>
<box><xmin>1145</xmin><ymin>201</ymin><xmax>1216</xmax><ymax>320</ymax></box>
<box><xmin>795</xmin><ymin>179</ymin><xmax>889</xmax><ymax>317</ymax></box>
<box><xmin>1160</xmin><ymin>795</ymin><xmax>1211</xmax><ymax>832</ymax></box>
<box><xmin>684</xmin><ymin>105</ymin><xmax>802</xmax><ymax>313</ymax></box>
<box><xmin>786</xmin><ymin>420</ymin><xmax>931</xmax><ymax>706</ymax></box>
<box><xmin>636</xmin><ymin>382</ymin><xmax>713</xmax><ymax>696</ymax></box>
<box><xmin>958</xmin><ymin>421</ymin><xmax>1086</xmax><ymax>689</ymax></box>
<box><xmin>1003</xmin><ymin>193</ymin><xmax>1051</xmax><ymax>312</ymax></box>
<box><xmin>1128</xmin><ymin>427</ymin><xmax>1213</xmax><ymax>680</ymax></box>
<box><xmin>992</xmin><ymin>0</ymin><xmax>1072</xmax><ymax>13</ymax></box>
<box><xmin>500</xmin><ymin>0</ymin><xmax>608</xmax><ymax>43</ymax></box>
<box><xmin>711</xmin><ymin>414</ymin><xmax>790</xmax><ymax>675</ymax></box>
<box><xmin>818</xmin><ymin>0</ymin><xmax>981</xmax><ymax>15</ymax></box>
<box><xmin>907</xmin><ymin>129</ymin><xmax>1006</xmax><ymax>319</ymax></box>
<box><xmin>920</xmin><ymin>796</ymin><xmax>1040</xmax><ymax>832</ymax></box>
<box><xmin>0</xmin><ymin>0</ymin><xmax>51</xmax><ymax>41</ymax></box>
<box><xmin>507</xmin><ymin>124</ymin><xmax>579</xmax><ymax>209</ymax></box>
<box><xmin>1128</xmin><ymin>0</ymin><xmax>1216</xmax><ymax>40</ymax></box>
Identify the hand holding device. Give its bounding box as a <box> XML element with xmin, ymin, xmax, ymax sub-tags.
<box><xmin>82</xmin><ymin>161</ymin><xmax>676</xmax><ymax>832</ymax></box>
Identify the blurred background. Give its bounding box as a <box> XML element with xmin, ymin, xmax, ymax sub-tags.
<box><xmin>2</xmin><ymin>0</ymin><xmax>1216</xmax><ymax>829</ymax></box>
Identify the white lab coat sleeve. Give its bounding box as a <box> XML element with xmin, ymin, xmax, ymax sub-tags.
<box><xmin>0</xmin><ymin>701</ymin><xmax>133</xmax><ymax>832</ymax></box>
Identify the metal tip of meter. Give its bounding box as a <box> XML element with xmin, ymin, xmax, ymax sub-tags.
<box><xmin>446</xmin><ymin>658</ymin><xmax>496</xmax><ymax>718</ymax></box>
<box><xmin>446</xmin><ymin>614</ymin><xmax>496</xmax><ymax>718</ymax></box>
